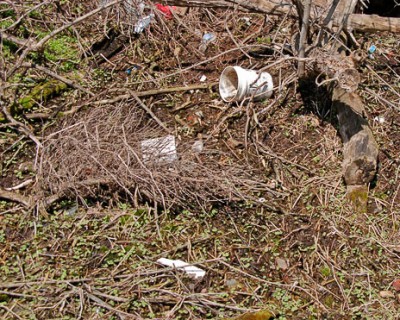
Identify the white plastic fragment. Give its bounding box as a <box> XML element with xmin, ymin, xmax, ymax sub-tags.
<box><xmin>5</xmin><ymin>178</ymin><xmax>33</xmax><ymax>191</ymax></box>
<box><xmin>199</xmin><ymin>32</ymin><xmax>216</xmax><ymax>52</ymax></box>
<box><xmin>141</xmin><ymin>135</ymin><xmax>177</xmax><ymax>164</ymax></box>
<box><xmin>373</xmin><ymin>116</ymin><xmax>385</xmax><ymax>124</ymax></box>
<box><xmin>202</xmin><ymin>33</ymin><xmax>216</xmax><ymax>43</ymax></box>
<box><xmin>200</xmin><ymin>75</ymin><xmax>207</xmax><ymax>82</ymax></box>
<box><xmin>240</xmin><ymin>17</ymin><xmax>251</xmax><ymax>26</ymax></box>
<box><xmin>134</xmin><ymin>14</ymin><xmax>154</xmax><ymax>34</ymax></box>
<box><xmin>157</xmin><ymin>258</ymin><xmax>206</xmax><ymax>279</ymax></box>
<box><xmin>124</xmin><ymin>0</ymin><xmax>145</xmax><ymax>16</ymax></box>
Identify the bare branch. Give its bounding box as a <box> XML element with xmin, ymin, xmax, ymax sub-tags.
<box><xmin>298</xmin><ymin>0</ymin><xmax>311</xmax><ymax>77</ymax></box>
<box><xmin>0</xmin><ymin>188</ymin><xmax>31</xmax><ymax>207</ymax></box>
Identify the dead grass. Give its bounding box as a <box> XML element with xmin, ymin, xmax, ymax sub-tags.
<box><xmin>1</xmin><ymin>1</ymin><xmax>400</xmax><ymax>319</ymax></box>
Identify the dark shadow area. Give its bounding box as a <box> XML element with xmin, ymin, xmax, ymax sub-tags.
<box><xmin>297</xmin><ymin>75</ymin><xmax>378</xmax><ymax>187</ymax></box>
<box><xmin>361</xmin><ymin>0</ymin><xmax>400</xmax><ymax>17</ymax></box>
<box><xmin>84</xmin><ymin>28</ymin><xmax>132</xmax><ymax>66</ymax></box>
<box><xmin>333</xmin><ymin>97</ymin><xmax>368</xmax><ymax>144</ymax></box>
<box><xmin>296</xmin><ymin>73</ymin><xmax>337</xmax><ymax>127</ymax></box>
<box><xmin>297</xmin><ymin>74</ymin><xmax>369</xmax><ymax>138</ymax></box>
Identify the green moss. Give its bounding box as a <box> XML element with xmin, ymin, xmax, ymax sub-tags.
<box><xmin>0</xmin><ymin>20</ymin><xmax>17</xmax><ymax>59</ymax></box>
<box><xmin>13</xmin><ymin>80</ymin><xmax>68</xmax><ymax>114</ymax></box>
<box><xmin>30</xmin><ymin>33</ymin><xmax>79</xmax><ymax>71</ymax></box>
<box><xmin>223</xmin><ymin>310</ymin><xmax>274</xmax><ymax>320</ymax></box>
<box><xmin>256</xmin><ymin>37</ymin><xmax>271</xmax><ymax>44</ymax></box>
<box><xmin>45</xmin><ymin>36</ymin><xmax>77</xmax><ymax>59</ymax></box>
<box><xmin>28</xmin><ymin>10</ymin><xmax>42</xmax><ymax>19</ymax></box>
<box><xmin>0</xmin><ymin>293</ymin><xmax>10</xmax><ymax>302</ymax></box>
<box><xmin>1</xmin><ymin>42</ymin><xmax>13</xmax><ymax>60</ymax></box>
<box><xmin>347</xmin><ymin>185</ymin><xmax>368</xmax><ymax>213</ymax></box>
<box><xmin>323</xmin><ymin>295</ymin><xmax>335</xmax><ymax>308</ymax></box>
<box><xmin>45</xmin><ymin>36</ymin><xmax>79</xmax><ymax>71</ymax></box>
<box><xmin>320</xmin><ymin>265</ymin><xmax>331</xmax><ymax>278</ymax></box>
<box><xmin>0</xmin><ymin>19</ymin><xmax>13</xmax><ymax>30</ymax></box>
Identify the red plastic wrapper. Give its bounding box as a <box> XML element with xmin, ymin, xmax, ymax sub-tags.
<box><xmin>155</xmin><ymin>3</ymin><xmax>176</xmax><ymax>19</ymax></box>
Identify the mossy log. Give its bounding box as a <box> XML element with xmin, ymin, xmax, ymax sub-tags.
<box><xmin>1</xmin><ymin>79</ymin><xmax>68</xmax><ymax>122</ymax></box>
<box><xmin>14</xmin><ymin>79</ymin><xmax>68</xmax><ymax>113</ymax></box>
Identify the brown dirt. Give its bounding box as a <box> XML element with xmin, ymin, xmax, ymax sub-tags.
<box><xmin>1</xmin><ymin>2</ymin><xmax>400</xmax><ymax>319</ymax></box>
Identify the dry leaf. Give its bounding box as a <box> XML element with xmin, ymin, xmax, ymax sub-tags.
<box><xmin>392</xmin><ymin>279</ymin><xmax>400</xmax><ymax>292</ymax></box>
<box><xmin>379</xmin><ymin>290</ymin><xmax>395</xmax><ymax>298</ymax></box>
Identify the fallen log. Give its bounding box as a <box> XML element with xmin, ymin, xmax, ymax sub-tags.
<box><xmin>163</xmin><ymin>0</ymin><xmax>400</xmax><ymax>33</ymax></box>
<box><xmin>332</xmin><ymin>87</ymin><xmax>379</xmax><ymax>212</ymax></box>
<box><xmin>14</xmin><ymin>80</ymin><xmax>68</xmax><ymax>113</ymax></box>
<box><xmin>333</xmin><ymin>87</ymin><xmax>378</xmax><ymax>185</ymax></box>
<box><xmin>304</xmin><ymin>33</ymin><xmax>378</xmax><ymax>212</ymax></box>
<box><xmin>348</xmin><ymin>14</ymin><xmax>400</xmax><ymax>33</ymax></box>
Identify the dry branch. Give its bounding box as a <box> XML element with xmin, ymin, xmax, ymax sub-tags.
<box><xmin>62</xmin><ymin>83</ymin><xmax>216</xmax><ymax>117</ymax></box>
<box><xmin>0</xmin><ymin>189</ymin><xmax>31</xmax><ymax>207</ymax></box>
<box><xmin>38</xmin><ymin>102</ymin><xmax>274</xmax><ymax>210</ymax></box>
<box><xmin>298</xmin><ymin>0</ymin><xmax>312</xmax><ymax>77</ymax></box>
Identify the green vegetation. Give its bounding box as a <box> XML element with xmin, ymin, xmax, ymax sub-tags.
<box><xmin>44</xmin><ymin>35</ymin><xmax>79</xmax><ymax>71</ymax></box>
<box><xmin>14</xmin><ymin>80</ymin><xmax>68</xmax><ymax>113</ymax></box>
<box><xmin>29</xmin><ymin>32</ymin><xmax>80</xmax><ymax>71</ymax></box>
<box><xmin>1</xmin><ymin>1</ymin><xmax>400</xmax><ymax>319</ymax></box>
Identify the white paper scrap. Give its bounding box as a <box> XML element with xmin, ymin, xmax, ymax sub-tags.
<box><xmin>141</xmin><ymin>135</ymin><xmax>177</xmax><ymax>164</ymax></box>
<box><xmin>157</xmin><ymin>258</ymin><xmax>206</xmax><ymax>279</ymax></box>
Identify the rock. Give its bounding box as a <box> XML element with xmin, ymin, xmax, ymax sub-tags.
<box><xmin>276</xmin><ymin>257</ymin><xmax>288</xmax><ymax>271</ymax></box>
<box><xmin>225</xmin><ymin>279</ymin><xmax>238</xmax><ymax>288</ymax></box>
